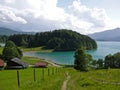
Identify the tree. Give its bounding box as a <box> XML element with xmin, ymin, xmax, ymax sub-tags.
<box><xmin>97</xmin><ymin>59</ymin><xmax>104</xmax><ymax>68</ymax></box>
<box><xmin>104</xmin><ymin>53</ymin><xmax>120</xmax><ymax>68</ymax></box>
<box><xmin>2</xmin><ymin>41</ymin><xmax>23</xmax><ymax>62</ymax></box>
<box><xmin>104</xmin><ymin>54</ymin><xmax>112</xmax><ymax>68</ymax></box>
<box><xmin>74</xmin><ymin>47</ymin><xmax>92</xmax><ymax>71</ymax></box>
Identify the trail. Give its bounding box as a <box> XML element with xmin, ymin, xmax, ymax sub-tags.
<box><xmin>61</xmin><ymin>72</ymin><xmax>70</xmax><ymax>90</ymax></box>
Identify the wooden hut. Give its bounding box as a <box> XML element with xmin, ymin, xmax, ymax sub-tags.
<box><xmin>35</xmin><ymin>62</ymin><xmax>47</xmax><ymax>68</ymax></box>
<box><xmin>7</xmin><ymin>58</ymin><xmax>29</xmax><ymax>69</ymax></box>
<box><xmin>0</xmin><ymin>59</ymin><xmax>4</xmax><ymax>68</ymax></box>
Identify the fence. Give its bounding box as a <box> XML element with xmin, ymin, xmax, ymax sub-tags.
<box><xmin>16</xmin><ymin>67</ymin><xmax>63</xmax><ymax>88</ymax></box>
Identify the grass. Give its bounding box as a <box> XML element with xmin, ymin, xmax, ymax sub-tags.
<box><xmin>0</xmin><ymin>67</ymin><xmax>65</xmax><ymax>90</ymax></box>
<box><xmin>67</xmin><ymin>68</ymin><xmax>120</xmax><ymax>90</ymax></box>
<box><xmin>20</xmin><ymin>46</ymin><xmax>53</xmax><ymax>52</ymax></box>
<box><xmin>0</xmin><ymin>67</ymin><xmax>120</xmax><ymax>90</ymax></box>
<box><xmin>0</xmin><ymin>46</ymin><xmax>120</xmax><ymax>90</ymax></box>
<box><xmin>0</xmin><ymin>47</ymin><xmax>3</xmax><ymax>54</ymax></box>
<box><xmin>0</xmin><ymin>46</ymin><xmax>50</xmax><ymax>65</ymax></box>
<box><xmin>22</xmin><ymin>56</ymin><xmax>47</xmax><ymax>65</ymax></box>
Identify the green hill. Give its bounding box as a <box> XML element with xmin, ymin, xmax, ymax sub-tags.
<box><xmin>9</xmin><ymin>29</ymin><xmax>97</xmax><ymax>51</ymax></box>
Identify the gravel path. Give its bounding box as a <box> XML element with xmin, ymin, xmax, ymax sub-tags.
<box><xmin>61</xmin><ymin>72</ymin><xmax>70</xmax><ymax>90</ymax></box>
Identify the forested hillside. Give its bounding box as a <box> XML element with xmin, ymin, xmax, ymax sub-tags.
<box><xmin>0</xmin><ymin>35</ymin><xmax>8</xmax><ymax>43</ymax></box>
<box><xmin>9</xmin><ymin>29</ymin><xmax>97</xmax><ymax>51</ymax></box>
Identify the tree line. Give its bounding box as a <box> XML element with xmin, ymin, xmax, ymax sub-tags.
<box><xmin>0</xmin><ymin>35</ymin><xmax>8</xmax><ymax>43</ymax></box>
<box><xmin>74</xmin><ymin>47</ymin><xmax>120</xmax><ymax>72</ymax></box>
<box><xmin>8</xmin><ymin>29</ymin><xmax>97</xmax><ymax>51</ymax></box>
<box><xmin>91</xmin><ymin>53</ymin><xmax>120</xmax><ymax>69</ymax></box>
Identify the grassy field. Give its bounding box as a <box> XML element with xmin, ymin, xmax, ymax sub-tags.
<box><xmin>0</xmin><ymin>67</ymin><xmax>120</xmax><ymax>90</ymax></box>
<box><xmin>20</xmin><ymin>46</ymin><xmax>53</xmax><ymax>52</ymax></box>
<box><xmin>0</xmin><ymin>46</ymin><xmax>120</xmax><ymax>90</ymax></box>
<box><xmin>22</xmin><ymin>56</ymin><xmax>48</xmax><ymax>65</ymax></box>
<box><xmin>0</xmin><ymin>67</ymin><xmax>65</xmax><ymax>90</ymax></box>
<box><xmin>0</xmin><ymin>46</ymin><xmax>53</xmax><ymax>54</ymax></box>
<box><xmin>67</xmin><ymin>68</ymin><xmax>120</xmax><ymax>90</ymax></box>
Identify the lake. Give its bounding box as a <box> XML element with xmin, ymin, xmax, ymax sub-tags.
<box><xmin>0</xmin><ymin>43</ymin><xmax>5</xmax><ymax>47</ymax></box>
<box><xmin>24</xmin><ymin>41</ymin><xmax>120</xmax><ymax>65</ymax></box>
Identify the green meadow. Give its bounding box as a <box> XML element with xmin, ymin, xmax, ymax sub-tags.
<box><xmin>0</xmin><ymin>67</ymin><xmax>64</xmax><ymax>90</ymax></box>
<box><xmin>0</xmin><ymin>67</ymin><xmax>120</xmax><ymax>90</ymax></box>
<box><xmin>22</xmin><ymin>56</ymin><xmax>47</xmax><ymax>65</ymax></box>
<box><xmin>67</xmin><ymin>68</ymin><xmax>120</xmax><ymax>90</ymax></box>
<box><xmin>20</xmin><ymin>46</ymin><xmax>53</xmax><ymax>52</ymax></box>
<box><xmin>0</xmin><ymin>46</ymin><xmax>120</xmax><ymax>90</ymax></box>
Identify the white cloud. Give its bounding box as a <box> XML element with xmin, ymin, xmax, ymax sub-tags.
<box><xmin>0</xmin><ymin>5</ymin><xmax>27</xmax><ymax>24</ymax></box>
<box><xmin>0</xmin><ymin>0</ymin><xmax>110</xmax><ymax>34</ymax></box>
<box><xmin>26</xmin><ymin>0</ymin><xmax>68</xmax><ymax>22</ymax></box>
<box><xmin>68</xmin><ymin>0</ymin><xmax>110</xmax><ymax>33</ymax></box>
<box><xmin>3</xmin><ymin>0</ymin><xmax>15</xmax><ymax>3</ymax></box>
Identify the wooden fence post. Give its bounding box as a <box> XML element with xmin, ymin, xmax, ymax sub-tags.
<box><xmin>48</xmin><ymin>68</ymin><xmax>50</xmax><ymax>76</ymax></box>
<box><xmin>52</xmin><ymin>68</ymin><xmax>54</xmax><ymax>75</ymax></box>
<box><xmin>17</xmin><ymin>70</ymin><xmax>20</xmax><ymax>87</ymax></box>
<box><xmin>56</xmin><ymin>68</ymin><xmax>57</xmax><ymax>73</ymax></box>
<box><xmin>42</xmin><ymin>68</ymin><xmax>44</xmax><ymax>80</ymax></box>
<box><xmin>34</xmin><ymin>69</ymin><xmax>36</xmax><ymax>81</ymax></box>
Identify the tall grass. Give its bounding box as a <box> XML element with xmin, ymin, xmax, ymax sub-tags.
<box><xmin>67</xmin><ymin>68</ymin><xmax>120</xmax><ymax>90</ymax></box>
<box><xmin>0</xmin><ymin>67</ymin><xmax>65</xmax><ymax>90</ymax></box>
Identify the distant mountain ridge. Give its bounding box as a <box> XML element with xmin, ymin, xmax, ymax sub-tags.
<box><xmin>0</xmin><ymin>27</ymin><xmax>34</xmax><ymax>36</ymax></box>
<box><xmin>88</xmin><ymin>28</ymin><xmax>120</xmax><ymax>41</ymax></box>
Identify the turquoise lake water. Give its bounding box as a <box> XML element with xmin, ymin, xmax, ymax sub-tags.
<box><xmin>24</xmin><ymin>41</ymin><xmax>120</xmax><ymax>65</ymax></box>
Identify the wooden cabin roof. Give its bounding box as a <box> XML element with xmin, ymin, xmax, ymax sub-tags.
<box><xmin>8</xmin><ymin>58</ymin><xmax>29</xmax><ymax>67</ymax></box>
<box><xmin>35</xmin><ymin>62</ymin><xmax>47</xmax><ymax>67</ymax></box>
<box><xmin>0</xmin><ymin>59</ymin><xmax>4</xmax><ymax>67</ymax></box>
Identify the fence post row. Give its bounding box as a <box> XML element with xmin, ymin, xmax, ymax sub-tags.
<box><xmin>52</xmin><ymin>68</ymin><xmax>54</xmax><ymax>75</ymax></box>
<box><xmin>34</xmin><ymin>69</ymin><xmax>36</xmax><ymax>81</ymax></box>
<box><xmin>48</xmin><ymin>68</ymin><xmax>50</xmax><ymax>76</ymax></box>
<box><xmin>17</xmin><ymin>70</ymin><xmax>20</xmax><ymax>88</ymax></box>
<box><xmin>42</xmin><ymin>68</ymin><xmax>44</xmax><ymax>80</ymax></box>
<box><xmin>16</xmin><ymin>67</ymin><xmax>62</xmax><ymax>87</ymax></box>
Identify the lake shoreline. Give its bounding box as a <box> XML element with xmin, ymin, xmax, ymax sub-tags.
<box><xmin>23</xmin><ymin>51</ymin><xmax>63</xmax><ymax>67</ymax></box>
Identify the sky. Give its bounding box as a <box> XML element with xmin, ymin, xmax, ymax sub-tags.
<box><xmin>0</xmin><ymin>0</ymin><xmax>120</xmax><ymax>34</ymax></box>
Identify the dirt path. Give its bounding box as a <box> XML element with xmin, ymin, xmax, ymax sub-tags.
<box><xmin>61</xmin><ymin>72</ymin><xmax>70</xmax><ymax>90</ymax></box>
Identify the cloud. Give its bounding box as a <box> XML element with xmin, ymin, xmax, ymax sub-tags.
<box><xmin>0</xmin><ymin>0</ymin><xmax>110</xmax><ymax>34</ymax></box>
<box><xmin>3</xmin><ymin>0</ymin><xmax>15</xmax><ymax>3</ymax></box>
<box><xmin>68</xmin><ymin>0</ymin><xmax>110</xmax><ymax>33</ymax></box>
<box><xmin>0</xmin><ymin>5</ymin><xmax>27</xmax><ymax>24</ymax></box>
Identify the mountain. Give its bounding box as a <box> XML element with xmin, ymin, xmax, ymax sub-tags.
<box><xmin>88</xmin><ymin>28</ymin><xmax>120</xmax><ymax>41</ymax></box>
<box><xmin>0</xmin><ymin>27</ymin><xmax>34</xmax><ymax>36</ymax></box>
